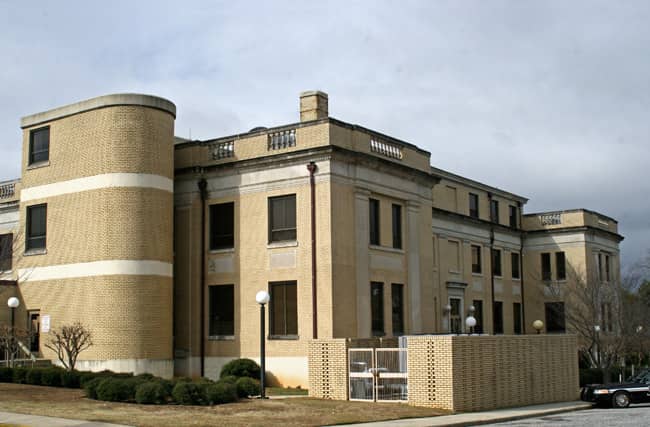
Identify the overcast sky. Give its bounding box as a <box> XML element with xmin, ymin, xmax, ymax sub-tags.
<box><xmin>1</xmin><ymin>1</ymin><xmax>648</xmax><ymax>268</ymax></box>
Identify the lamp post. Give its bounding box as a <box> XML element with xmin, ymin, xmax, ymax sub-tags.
<box><xmin>256</xmin><ymin>290</ymin><xmax>270</xmax><ymax>399</ymax></box>
<box><xmin>7</xmin><ymin>297</ymin><xmax>20</xmax><ymax>367</ymax></box>
<box><xmin>532</xmin><ymin>320</ymin><xmax>544</xmax><ymax>334</ymax></box>
<box><xmin>594</xmin><ymin>325</ymin><xmax>601</xmax><ymax>368</ymax></box>
<box><xmin>465</xmin><ymin>316</ymin><xmax>477</xmax><ymax>335</ymax></box>
<box><xmin>444</xmin><ymin>304</ymin><xmax>452</xmax><ymax>333</ymax></box>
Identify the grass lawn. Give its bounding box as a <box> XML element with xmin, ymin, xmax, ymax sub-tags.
<box><xmin>0</xmin><ymin>383</ymin><xmax>447</xmax><ymax>427</ymax></box>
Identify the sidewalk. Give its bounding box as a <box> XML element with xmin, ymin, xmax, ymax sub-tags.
<box><xmin>334</xmin><ymin>401</ymin><xmax>591</xmax><ymax>426</ymax></box>
<box><xmin>0</xmin><ymin>411</ymin><xmax>131</xmax><ymax>427</ymax></box>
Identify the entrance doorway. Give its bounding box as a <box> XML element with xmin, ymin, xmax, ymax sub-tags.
<box><xmin>28</xmin><ymin>311</ymin><xmax>40</xmax><ymax>354</ymax></box>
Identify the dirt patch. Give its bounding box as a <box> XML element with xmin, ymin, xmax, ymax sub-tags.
<box><xmin>0</xmin><ymin>383</ymin><xmax>447</xmax><ymax>427</ymax></box>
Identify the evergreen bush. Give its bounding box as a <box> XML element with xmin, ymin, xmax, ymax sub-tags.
<box><xmin>235</xmin><ymin>376</ymin><xmax>261</xmax><ymax>398</ymax></box>
<box><xmin>135</xmin><ymin>381</ymin><xmax>168</xmax><ymax>404</ymax></box>
<box><xmin>205</xmin><ymin>381</ymin><xmax>238</xmax><ymax>404</ymax></box>
<box><xmin>219</xmin><ymin>358</ymin><xmax>261</xmax><ymax>380</ymax></box>
<box><xmin>0</xmin><ymin>367</ymin><xmax>12</xmax><ymax>383</ymax></box>
<box><xmin>172</xmin><ymin>381</ymin><xmax>204</xmax><ymax>405</ymax></box>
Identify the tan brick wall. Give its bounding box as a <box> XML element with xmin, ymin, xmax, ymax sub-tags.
<box><xmin>407</xmin><ymin>335</ymin><xmax>454</xmax><ymax>409</ymax></box>
<box><xmin>308</xmin><ymin>339</ymin><xmax>348</xmax><ymax>400</ymax></box>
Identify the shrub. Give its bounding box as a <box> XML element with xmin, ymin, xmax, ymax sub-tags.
<box><xmin>134</xmin><ymin>373</ymin><xmax>156</xmax><ymax>381</ymax></box>
<box><xmin>61</xmin><ymin>370</ymin><xmax>82</xmax><ymax>388</ymax></box>
<box><xmin>157</xmin><ymin>379</ymin><xmax>174</xmax><ymax>397</ymax></box>
<box><xmin>12</xmin><ymin>367</ymin><xmax>28</xmax><ymax>384</ymax></box>
<box><xmin>135</xmin><ymin>381</ymin><xmax>168</xmax><ymax>404</ymax></box>
<box><xmin>96</xmin><ymin>378</ymin><xmax>137</xmax><ymax>402</ymax></box>
<box><xmin>220</xmin><ymin>358</ymin><xmax>261</xmax><ymax>380</ymax></box>
<box><xmin>26</xmin><ymin>368</ymin><xmax>43</xmax><ymax>385</ymax></box>
<box><xmin>220</xmin><ymin>375</ymin><xmax>238</xmax><ymax>385</ymax></box>
<box><xmin>41</xmin><ymin>367</ymin><xmax>63</xmax><ymax>387</ymax></box>
<box><xmin>172</xmin><ymin>381</ymin><xmax>204</xmax><ymax>405</ymax></box>
<box><xmin>235</xmin><ymin>377</ymin><xmax>260</xmax><ymax>398</ymax></box>
<box><xmin>83</xmin><ymin>377</ymin><xmax>105</xmax><ymax>400</ymax></box>
<box><xmin>206</xmin><ymin>381</ymin><xmax>238</xmax><ymax>405</ymax></box>
<box><xmin>0</xmin><ymin>367</ymin><xmax>12</xmax><ymax>383</ymax></box>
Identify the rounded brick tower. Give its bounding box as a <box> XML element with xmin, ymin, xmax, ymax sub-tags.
<box><xmin>17</xmin><ymin>94</ymin><xmax>176</xmax><ymax>376</ymax></box>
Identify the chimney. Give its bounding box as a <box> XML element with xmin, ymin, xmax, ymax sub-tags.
<box><xmin>300</xmin><ymin>91</ymin><xmax>328</xmax><ymax>122</ymax></box>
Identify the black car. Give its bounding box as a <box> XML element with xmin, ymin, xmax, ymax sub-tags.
<box><xmin>581</xmin><ymin>369</ymin><xmax>650</xmax><ymax>408</ymax></box>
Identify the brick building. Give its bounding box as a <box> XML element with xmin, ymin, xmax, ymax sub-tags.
<box><xmin>0</xmin><ymin>92</ymin><xmax>623</xmax><ymax>386</ymax></box>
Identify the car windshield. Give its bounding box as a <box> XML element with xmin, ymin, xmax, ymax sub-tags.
<box><xmin>628</xmin><ymin>370</ymin><xmax>650</xmax><ymax>384</ymax></box>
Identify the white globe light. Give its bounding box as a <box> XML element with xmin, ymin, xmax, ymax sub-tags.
<box><xmin>7</xmin><ymin>297</ymin><xmax>20</xmax><ymax>308</ymax></box>
<box><xmin>465</xmin><ymin>316</ymin><xmax>477</xmax><ymax>328</ymax></box>
<box><xmin>532</xmin><ymin>320</ymin><xmax>544</xmax><ymax>331</ymax></box>
<box><xmin>594</xmin><ymin>325</ymin><xmax>601</xmax><ymax>332</ymax></box>
<box><xmin>256</xmin><ymin>290</ymin><xmax>270</xmax><ymax>305</ymax></box>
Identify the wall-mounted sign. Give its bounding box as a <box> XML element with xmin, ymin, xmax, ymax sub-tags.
<box><xmin>540</xmin><ymin>213</ymin><xmax>561</xmax><ymax>226</ymax></box>
<box><xmin>41</xmin><ymin>315</ymin><xmax>50</xmax><ymax>333</ymax></box>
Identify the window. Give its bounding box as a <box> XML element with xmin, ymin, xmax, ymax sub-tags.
<box><xmin>605</xmin><ymin>255</ymin><xmax>611</xmax><ymax>281</ymax></box>
<box><xmin>268</xmin><ymin>195</ymin><xmax>296</xmax><ymax>243</ymax></box>
<box><xmin>511</xmin><ymin>252</ymin><xmax>520</xmax><ymax>279</ymax></box>
<box><xmin>209</xmin><ymin>285</ymin><xmax>234</xmax><ymax>336</ymax></box>
<box><xmin>469</xmin><ymin>193</ymin><xmax>479</xmax><ymax>218</ymax></box>
<box><xmin>26</xmin><ymin>204</ymin><xmax>47</xmax><ymax>251</ymax></box>
<box><xmin>450</xmin><ymin>298</ymin><xmax>462</xmax><ymax>334</ymax></box>
<box><xmin>472</xmin><ymin>300</ymin><xmax>483</xmax><ymax>334</ymax></box>
<box><xmin>391</xmin><ymin>283</ymin><xmax>404</xmax><ymax>336</ymax></box>
<box><xmin>0</xmin><ymin>234</ymin><xmax>12</xmax><ymax>271</ymax></box>
<box><xmin>369</xmin><ymin>199</ymin><xmax>380</xmax><ymax>245</ymax></box>
<box><xmin>209</xmin><ymin>202</ymin><xmax>234</xmax><ymax>250</ymax></box>
<box><xmin>490</xmin><ymin>199</ymin><xmax>499</xmax><ymax>223</ymax></box>
<box><xmin>597</xmin><ymin>253</ymin><xmax>603</xmax><ymax>281</ymax></box>
<box><xmin>541</xmin><ymin>253</ymin><xmax>551</xmax><ymax>281</ymax></box>
<box><xmin>601</xmin><ymin>302</ymin><xmax>613</xmax><ymax>332</ymax></box>
<box><xmin>513</xmin><ymin>302</ymin><xmax>522</xmax><ymax>334</ymax></box>
<box><xmin>29</xmin><ymin>127</ymin><xmax>49</xmax><ymax>165</ymax></box>
<box><xmin>392</xmin><ymin>204</ymin><xmax>402</xmax><ymax>249</ymax></box>
<box><xmin>448</xmin><ymin>240</ymin><xmax>460</xmax><ymax>272</ymax></box>
<box><xmin>545</xmin><ymin>302</ymin><xmax>566</xmax><ymax>333</ymax></box>
<box><xmin>371</xmin><ymin>282</ymin><xmax>384</xmax><ymax>336</ymax></box>
<box><xmin>509</xmin><ymin>205</ymin><xmax>518</xmax><ymax>228</ymax></box>
<box><xmin>471</xmin><ymin>245</ymin><xmax>482</xmax><ymax>274</ymax></box>
<box><xmin>491</xmin><ymin>249</ymin><xmax>502</xmax><ymax>277</ymax></box>
<box><xmin>269</xmin><ymin>281</ymin><xmax>297</xmax><ymax>337</ymax></box>
<box><xmin>556</xmin><ymin>252</ymin><xmax>566</xmax><ymax>280</ymax></box>
<box><xmin>493</xmin><ymin>301</ymin><xmax>503</xmax><ymax>334</ymax></box>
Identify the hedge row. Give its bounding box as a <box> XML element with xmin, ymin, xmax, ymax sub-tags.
<box><xmin>0</xmin><ymin>358</ymin><xmax>262</xmax><ymax>406</ymax></box>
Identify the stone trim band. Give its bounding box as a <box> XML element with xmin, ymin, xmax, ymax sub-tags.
<box><xmin>18</xmin><ymin>260</ymin><xmax>173</xmax><ymax>282</ymax></box>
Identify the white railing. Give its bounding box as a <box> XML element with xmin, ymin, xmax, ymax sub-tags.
<box><xmin>268</xmin><ymin>129</ymin><xmax>296</xmax><ymax>150</ymax></box>
<box><xmin>370</xmin><ymin>138</ymin><xmax>403</xmax><ymax>160</ymax></box>
<box><xmin>210</xmin><ymin>140</ymin><xmax>235</xmax><ymax>160</ymax></box>
<box><xmin>0</xmin><ymin>182</ymin><xmax>16</xmax><ymax>199</ymax></box>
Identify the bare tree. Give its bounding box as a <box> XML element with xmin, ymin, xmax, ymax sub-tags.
<box><xmin>44</xmin><ymin>322</ymin><xmax>93</xmax><ymax>370</ymax></box>
<box><xmin>0</xmin><ymin>324</ymin><xmax>33</xmax><ymax>367</ymax></box>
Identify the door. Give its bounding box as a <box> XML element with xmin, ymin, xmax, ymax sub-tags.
<box><xmin>28</xmin><ymin>311</ymin><xmax>40</xmax><ymax>353</ymax></box>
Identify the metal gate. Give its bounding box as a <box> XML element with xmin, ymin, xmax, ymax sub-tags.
<box><xmin>348</xmin><ymin>348</ymin><xmax>408</xmax><ymax>402</ymax></box>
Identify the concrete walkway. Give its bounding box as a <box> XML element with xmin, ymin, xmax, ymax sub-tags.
<box><xmin>0</xmin><ymin>411</ymin><xmax>131</xmax><ymax>427</ymax></box>
<box><xmin>334</xmin><ymin>401</ymin><xmax>592</xmax><ymax>426</ymax></box>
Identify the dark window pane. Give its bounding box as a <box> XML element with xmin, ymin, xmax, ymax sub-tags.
<box><xmin>0</xmin><ymin>234</ymin><xmax>12</xmax><ymax>271</ymax></box>
<box><xmin>391</xmin><ymin>283</ymin><xmax>404</xmax><ymax>335</ymax></box>
<box><xmin>513</xmin><ymin>302</ymin><xmax>522</xmax><ymax>334</ymax></box>
<box><xmin>469</xmin><ymin>193</ymin><xmax>479</xmax><ymax>218</ymax></box>
<box><xmin>26</xmin><ymin>204</ymin><xmax>47</xmax><ymax>251</ymax></box>
<box><xmin>450</xmin><ymin>298</ymin><xmax>462</xmax><ymax>334</ymax></box>
<box><xmin>371</xmin><ymin>282</ymin><xmax>384</xmax><ymax>336</ymax></box>
<box><xmin>491</xmin><ymin>249</ymin><xmax>502</xmax><ymax>277</ymax></box>
<box><xmin>392</xmin><ymin>204</ymin><xmax>402</xmax><ymax>249</ymax></box>
<box><xmin>511</xmin><ymin>252</ymin><xmax>520</xmax><ymax>279</ymax></box>
<box><xmin>556</xmin><ymin>252</ymin><xmax>566</xmax><ymax>280</ymax></box>
<box><xmin>369</xmin><ymin>199</ymin><xmax>380</xmax><ymax>245</ymax></box>
<box><xmin>209</xmin><ymin>202</ymin><xmax>234</xmax><ymax>250</ymax></box>
<box><xmin>509</xmin><ymin>205</ymin><xmax>518</xmax><ymax>228</ymax></box>
<box><xmin>269</xmin><ymin>195</ymin><xmax>296</xmax><ymax>243</ymax></box>
<box><xmin>29</xmin><ymin>127</ymin><xmax>49</xmax><ymax>164</ymax></box>
<box><xmin>490</xmin><ymin>200</ymin><xmax>499</xmax><ymax>223</ymax></box>
<box><xmin>472</xmin><ymin>300</ymin><xmax>483</xmax><ymax>334</ymax></box>
<box><xmin>541</xmin><ymin>253</ymin><xmax>551</xmax><ymax>281</ymax></box>
<box><xmin>270</xmin><ymin>281</ymin><xmax>297</xmax><ymax>337</ymax></box>
<box><xmin>493</xmin><ymin>301</ymin><xmax>503</xmax><ymax>334</ymax></box>
<box><xmin>605</xmin><ymin>255</ymin><xmax>610</xmax><ymax>281</ymax></box>
<box><xmin>545</xmin><ymin>302</ymin><xmax>566</xmax><ymax>333</ymax></box>
<box><xmin>209</xmin><ymin>285</ymin><xmax>234</xmax><ymax>336</ymax></box>
<box><xmin>471</xmin><ymin>245</ymin><xmax>482</xmax><ymax>274</ymax></box>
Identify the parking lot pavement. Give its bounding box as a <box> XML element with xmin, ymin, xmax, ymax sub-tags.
<box><xmin>487</xmin><ymin>403</ymin><xmax>650</xmax><ymax>426</ymax></box>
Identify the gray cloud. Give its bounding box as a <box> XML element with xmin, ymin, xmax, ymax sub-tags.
<box><xmin>1</xmin><ymin>0</ymin><xmax>648</xmax><ymax>267</ymax></box>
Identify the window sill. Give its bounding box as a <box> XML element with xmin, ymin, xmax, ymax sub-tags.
<box><xmin>268</xmin><ymin>335</ymin><xmax>299</xmax><ymax>340</ymax></box>
<box><xmin>449</xmin><ymin>269</ymin><xmax>461</xmax><ymax>274</ymax></box>
<box><xmin>512</xmin><ymin>277</ymin><xmax>521</xmax><ymax>282</ymax></box>
<box><xmin>208</xmin><ymin>335</ymin><xmax>235</xmax><ymax>341</ymax></box>
<box><xmin>493</xmin><ymin>275</ymin><xmax>503</xmax><ymax>279</ymax></box>
<box><xmin>24</xmin><ymin>249</ymin><xmax>47</xmax><ymax>256</ymax></box>
<box><xmin>369</xmin><ymin>245</ymin><xmax>405</xmax><ymax>255</ymax></box>
<box><xmin>472</xmin><ymin>272</ymin><xmax>483</xmax><ymax>277</ymax></box>
<box><xmin>209</xmin><ymin>248</ymin><xmax>235</xmax><ymax>255</ymax></box>
<box><xmin>267</xmin><ymin>241</ymin><xmax>298</xmax><ymax>249</ymax></box>
<box><xmin>26</xmin><ymin>161</ymin><xmax>50</xmax><ymax>170</ymax></box>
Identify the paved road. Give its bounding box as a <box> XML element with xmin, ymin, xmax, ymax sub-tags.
<box><xmin>489</xmin><ymin>403</ymin><xmax>650</xmax><ymax>426</ymax></box>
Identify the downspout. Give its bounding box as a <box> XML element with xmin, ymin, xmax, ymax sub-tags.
<box><xmin>517</xmin><ymin>201</ymin><xmax>526</xmax><ymax>333</ymax></box>
<box><xmin>307</xmin><ymin>162</ymin><xmax>318</xmax><ymax>339</ymax></box>
<box><xmin>488</xmin><ymin>193</ymin><xmax>495</xmax><ymax>334</ymax></box>
<box><xmin>197</xmin><ymin>178</ymin><xmax>208</xmax><ymax>377</ymax></box>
